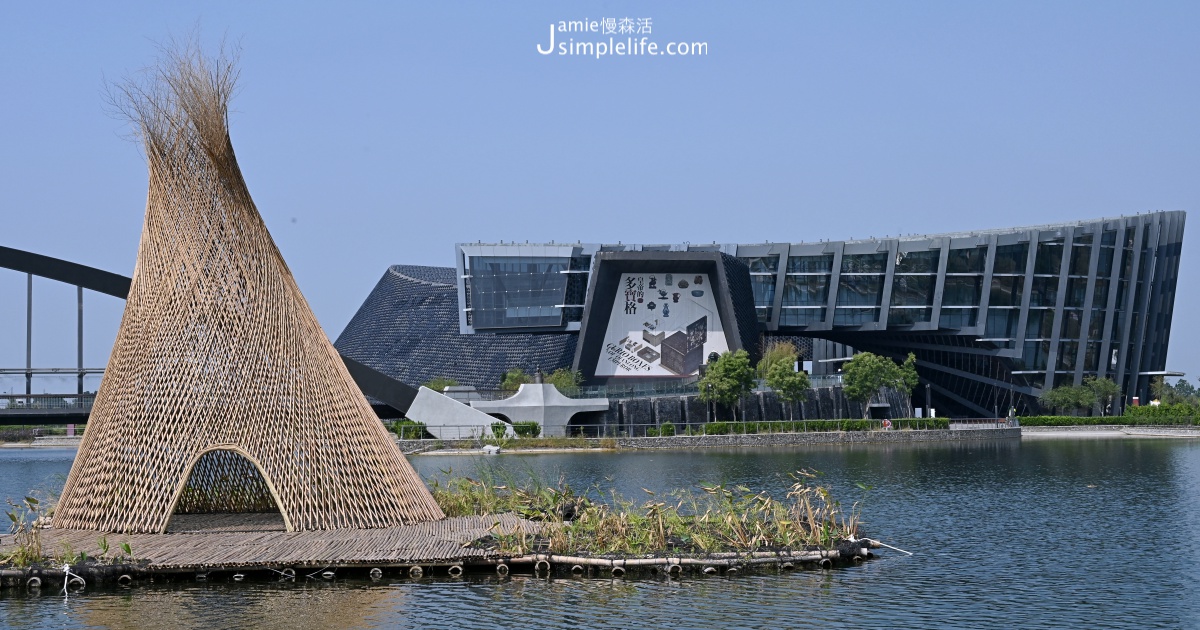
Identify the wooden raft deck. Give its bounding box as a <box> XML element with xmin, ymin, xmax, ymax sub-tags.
<box><xmin>2</xmin><ymin>514</ymin><xmax>533</xmax><ymax>572</ymax></box>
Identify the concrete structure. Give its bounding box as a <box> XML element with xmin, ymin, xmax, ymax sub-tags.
<box><xmin>469</xmin><ymin>383</ymin><xmax>610</xmax><ymax>437</ymax></box>
<box><xmin>406</xmin><ymin>386</ymin><xmax>513</xmax><ymax>440</ymax></box>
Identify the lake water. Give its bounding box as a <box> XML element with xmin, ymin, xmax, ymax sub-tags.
<box><xmin>2</xmin><ymin>437</ymin><xmax>1198</xmax><ymax>629</ymax></box>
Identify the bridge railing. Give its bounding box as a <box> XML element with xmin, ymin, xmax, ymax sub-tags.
<box><xmin>0</xmin><ymin>393</ymin><xmax>95</xmax><ymax>411</ymax></box>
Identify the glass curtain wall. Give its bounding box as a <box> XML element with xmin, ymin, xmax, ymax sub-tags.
<box><xmin>836</xmin><ymin>253</ymin><xmax>886</xmax><ymax>326</ymax></box>
<box><xmin>780</xmin><ymin>254</ymin><xmax>831</xmax><ymax>326</ymax></box>
<box><xmin>466</xmin><ymin>256</ymin><xmax>571</xmax><ymax>329</ymax></box>
<box><xmin>889</xmin><ymin>249</ymin><xmax>939</xmax><ymax>325</ymax></box>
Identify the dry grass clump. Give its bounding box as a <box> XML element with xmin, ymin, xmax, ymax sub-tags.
<box><xmin>431</xmin><ymin>469</ymin><xmax>865</xmax><ymax>557</ymax></box>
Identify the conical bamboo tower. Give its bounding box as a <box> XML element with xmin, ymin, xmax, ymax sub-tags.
<box><xmin>53</xmin><ymin>46</ymin><xmax>445</xmax><ymax>533</ymax></box>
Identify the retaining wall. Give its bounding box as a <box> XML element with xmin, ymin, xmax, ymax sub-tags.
<box><xmin>615</xmin><ymin>427</ymin><xmax>1020</xmax><ymax>449</ymax></box>
<box><xmin>398</xmin><ymin>427</ymin><xmax>1020</xmax><ymax>453</ymax></box>
<box><xmin>596</xmin><ymin>386</ymin><xmax>913</xmax><ymax>436</ymax></box>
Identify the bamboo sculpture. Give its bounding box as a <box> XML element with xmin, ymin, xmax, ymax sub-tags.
<box><xmin>53</xmin><ymin>45</ymin><xmax>445</xmax><ymax>533</ymax></box>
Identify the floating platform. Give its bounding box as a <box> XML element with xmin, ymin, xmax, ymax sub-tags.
<box><xmin>1</xmin><ymin>513</ymin><xmax>880</xmax><ymax>589</ymax></box>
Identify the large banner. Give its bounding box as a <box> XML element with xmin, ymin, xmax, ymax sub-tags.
<box><xmin>595</xmin><ymin>272</ymin><xmax>730</xmax><ymax>377</ymax></box>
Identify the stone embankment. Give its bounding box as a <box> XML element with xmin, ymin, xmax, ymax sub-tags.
<box><xmin>0</xmin><ymin>436</ymin><xmax>83</xmax><ymax>449</ymax></box>
<box><xmin>612</xmin><ymin>428</ymin><xmax>1018</xmax><ymax>449</ymax></box>
<box><xmin>1021</xmin><ymin>425</ymin><xmax>1200</xmax><ymax>438</ymax></box>
<box><xmin>398</xmin><ymin>427</ymin><xmax>1019</xmax><ymax>453</ymax></box>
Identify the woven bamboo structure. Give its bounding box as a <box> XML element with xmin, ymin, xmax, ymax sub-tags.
<box><xmin>53</xmin><ymin>46</ymin><xmax>445</xmax><ymax>533</ymax></box>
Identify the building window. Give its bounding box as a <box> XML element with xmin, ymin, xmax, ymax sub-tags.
<box><xmin>841</xmin><ymin>253</ymin><xmax>886</xmax><ymax>274</ymax></box>
<box><xmin>895</xmin><ymin>250</ymin><xmax>940</xmax><ymax>274</ymax></box>
<box><xmin>782</xmin><ymin>276</ymin><xmax>829</xmax><ymax>306</ymax></box>
<box><xmin>1035</xmin><ymin>240</ymin><xmax>1065</xmax><ymax>275</ymax></box>
<box><xmin>944</xmin><ymin>276</ymin><xmax>983</xmax><ymax>307</ymax></box>
<box><xmin>787</xmin><ymin>254</ymin><xmax>833</xmax><ymax>273</ymax></box>
<box><xmin>993</xmin><ymin>244</ymin><xmax>1028</xmax><ymax>275</ymax></box>
<box><xmin>467</xmin><ymin>256</ymin><xmax>570</xmax><ymax>329</ymax></box>
<box><xmin>739</xmin><ymin>255</ymin><xmax>780</xmax><ymax>273</ymax></box>
<box><xmin>946</xmin><ymin>247</ymin><xmax>986</xmax><ymax>274</ymax></box>
<box><xmin>836</xmin><ymin>276</ymin><xmax>884</xmax><ymax>307</ymax></box>
<box><xmin>780</xmin><ymin>308</ymin><xmax>825</xmax><ymax>326</ymax></box>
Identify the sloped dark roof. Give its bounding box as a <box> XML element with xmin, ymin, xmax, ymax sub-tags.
<box><xmin>390</xmin><ymin>265</ymin><xmax>456</xmax><ymax>286</ymax></box>
<box><xmin>334</xmin><ymin>265</ymin><xmax>577</xmax><ymax>390</ymax></box>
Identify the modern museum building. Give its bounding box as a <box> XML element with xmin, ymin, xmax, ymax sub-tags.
<box><xmin>334</xmin><ymin>211</ymin><xmax>1185</xmax><ymax>417</ymax></box>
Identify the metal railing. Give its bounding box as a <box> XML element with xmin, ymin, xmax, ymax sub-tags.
<box><xmin>389</xmin><ymin>416</ymin><xmax>952</xmax><ymax>441</ymax></box>
<box><xmin>454</xmin><ymin>374</ymin><xmax>845</xmax><ymax>402</ymax></box>
<box><xmin>0</xmin><ymin>393</ymin><xmax>95</xmax><ymax>411</ymax></box>
<box><xmin>949</xmin><ymin>418</ymin><xmax>1019</xmax><ymax>429</ymax></box>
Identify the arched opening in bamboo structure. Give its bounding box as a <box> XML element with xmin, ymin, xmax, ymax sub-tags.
<box><xmin>163</xmin><ymin>446</ymin><xmax>292</xmax><ymax>533</ymax></box>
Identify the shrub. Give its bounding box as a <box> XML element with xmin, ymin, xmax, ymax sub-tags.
<box><xmin>704</xmin><ymin>422</ymin><xmax>730</xmax><ymax>435</ymax></box>
<box><xmin>490</xmin><ymin>422</ymin><xmax>509</xmax><ymax>439</ymax></box>
<box><xmin>423</xmin><ymin>377</ymin><xmax>459</xmax><ymax>392</ymax></box>
<box><xmin>393</xmin><ymin>419</ymin><xmax>432</xmax><ymax>439</ymax></box>
<box><xmin>513</xmin><ymin>422</ymin><xmax>541</xmax><ymax>438</ymax></box>
<box><xmin>500</xmin><ymin>368</ymin><xmax>532</xmax><ymax>391</ymax></box>
<box><xmin>0</xmin><ymin>428</ymin><xmax>35</xmax><ymax>443</ymax></box>
<box><xmin>545</xmin><ymin>368</ymin><xmax>583</xmax><ymax>396</ymax></box>
<box><xmin>1038</xmin><ymin>385</ymin><xmax>1096</xmax><ymax>415</ymax></box>
<box><xmin>890</xmin><ymin>417</ymin><xmax>949</xmax><ymax>430</ymax></box>
<box><xmin>1125</xmin><ymin>402</ymin><xmax>1200</xmax><ymax>418</ymax></box>
<box><xmin>658</xmin><ymin>422</ymin><xmax>676</xmax><ymax>437</ymax></box>
<box><xmin>1020</xmin><ymin>415</ymin><xmax>1198</xmax><ymax>426</ymax></box>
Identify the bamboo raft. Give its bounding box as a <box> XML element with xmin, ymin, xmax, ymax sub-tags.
<box><xmin>1</xmin><ymin>513</ymin><xmax>882</xmax><ymax>588</ymax></box>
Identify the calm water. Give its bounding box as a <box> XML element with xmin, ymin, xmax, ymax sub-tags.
<box><xmin>2</xmin><ymin>438</ymin><xmax>1198</xmax><ymax>629</ymax></box>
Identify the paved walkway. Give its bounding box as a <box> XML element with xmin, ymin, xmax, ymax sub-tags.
<box><xmin>1021</xmin><ymin>425</ymin><xmax>1200</xmax><ymax>439</ymax></box>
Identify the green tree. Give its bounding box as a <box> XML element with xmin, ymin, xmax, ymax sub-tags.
<box><xmin>500</xmin><ymin>368</ymin><xmax>532</xmax><ymax>391</ymax></box>
<box><xmin>758</xmin><ymin>341</ymin><xmax>811</xmax><ymax>420</ymax></box>
<box><xmin>765</xmin><ymin>359</ymin><xmax>811</xmax><ymax>420</ymax></box>
<box><xmin>1150</xmin><ymin>376</ymin><xmax>1196</xmax><ymax>406</ymax></box>
<box><xmin>698</xmin><ymin>349</ymin><xmax>756</xmax><ymax>422</ymax></box>
<box><xmin>1150</xmin><ymin>376</ymin><xmax>1174</xmax><ymax>404</ymax></box>
<box><xmin>422</xmin><ymin>377</ymin><xmax>459</xmax><ymax>392</ymax></box>
<box><xmin>842</xmin><ymin>352</ymin><xmax>919</xmax><ymax>418</ymax></box>
<box><xmin>545</xmin><ymin>368</ymin><xmax>584</xmax><ymax>396</ymax></box>
<box><xmin>1172</xmin><ymin>378</ymin><xmax>1198</xmax><ymax>400</ymax></box>
<box><xmin>1083</xmin><ymin>376</ymin><xmax>1120</xmax><ymax>416</ymax></box>
<box><xmin>757</xmin><ymin>339</ymin><xmax>799</xmax><ymax>378</ymax></box>
<box><xmin>1038</xmin><ymin>385</ymin><xmax>1096</xmax><ymax>415</ymax></box>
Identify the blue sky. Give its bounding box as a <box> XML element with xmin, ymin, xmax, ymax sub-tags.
<box><xmin>2</xmin><ymin>1</ymin><xmax>1197</xmax><ymax>393</ymax></box>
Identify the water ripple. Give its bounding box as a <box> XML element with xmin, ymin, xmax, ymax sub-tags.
<box><xmin>2</xmin><ymin>439</ymin><xmax>1198</xmax><ymax>629</ymax></box>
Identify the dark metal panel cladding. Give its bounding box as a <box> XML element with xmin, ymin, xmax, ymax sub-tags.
<box><xmin>334</xmin><ymin>265</ymin><xmax>578</xmax><ymax>390</ymax></box>
<box><xmin>570</xmin><ymin>251</ymin><xmax>759</xmax><ymax>382</ymax></box>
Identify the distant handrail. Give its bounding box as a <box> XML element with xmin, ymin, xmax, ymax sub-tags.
<box><xmin>448</xmin><ymin>374</ymin><xmax>846</xmax><ymax>402</ymax></box>
<box><xmin>386</xmin><ymin>416</ymin><xmax>955</xmax><ymax>441</ymax></box>
<box><xmin>0</xmin><ymin>393</ymin><xmax>95</xmax><ymax>411</ymax></box>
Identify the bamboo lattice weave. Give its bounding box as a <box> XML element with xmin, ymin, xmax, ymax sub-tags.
<box><xmin>52</xmin><ymin>49</ymin><xmax>444</xmax><ymax>533</ymax></box>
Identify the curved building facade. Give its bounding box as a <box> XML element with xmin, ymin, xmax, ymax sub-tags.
<box><xmin>773</xmin><ymin>211</ymin><xmax>1186</xmax><ymax>416</ymax></box>
<box><xmin>337</xmin><ymin>211</ymin><xmax>1184</xmax><ymax>417</ymax></box>
<box><xmin>334</xmin><ymin>265</ymin><xmax>577</xmax><ymax>391</ymax></box>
